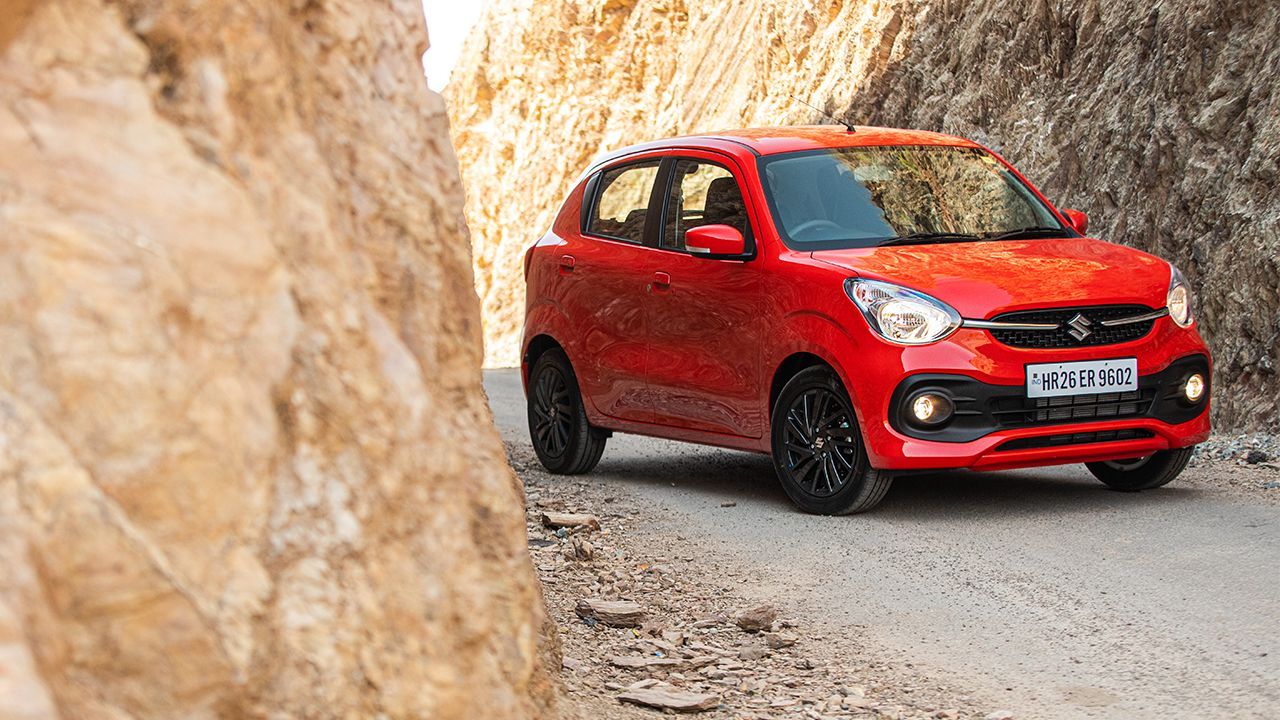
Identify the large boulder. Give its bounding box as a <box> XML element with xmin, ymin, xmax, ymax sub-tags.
<box><xmin>0</xmin><ymin>0</ymin><xmax>556</xmax><ymax>717</ymax></box>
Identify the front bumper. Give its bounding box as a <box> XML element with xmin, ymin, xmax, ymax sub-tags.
<box><xmin>888</xmin><ymin>354</ymin><xmax>1209</xmax><ymax>443</ymax></box>
<box><xmin>849</xmin><ymin>320</ymin><xmax>1212</xmax><ymax>471</ymax></box>
<box><xmin>880</xmin><ymin>411</ymin><xmax>1210</xmax><ymax>472</ymax></box>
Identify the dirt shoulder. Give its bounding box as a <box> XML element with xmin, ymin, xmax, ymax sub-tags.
<box><xmin>1188</xmin><ymin>436</ymin><xmax>1280</xmax><ymax>503</ymax></box>
<box><xmin>512</xmin><ymin>443</ymin><xmax>1003</xmax><ymax>720</ymax></box>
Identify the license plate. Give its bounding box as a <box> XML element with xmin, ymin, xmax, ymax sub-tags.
<box><xmin>1026</xmin><ymin>358</ymin><xmax>1138</xmax><ymax>398</ymax></box>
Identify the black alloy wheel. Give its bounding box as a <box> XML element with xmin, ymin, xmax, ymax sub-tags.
<box><xmin>527</xmin><ymin>348</ymin><xmax>607</xmax><ymax>474</ymax></box>
<box><xmin>780</xmin><ymin>387</ymin><xmax>860</xmax><ymax>497</ymax></box>
<box><xmin>531</xmin><ymin>364</ymin><xmax>572</xmax><ymax>458</ymax></box>
<box><xmin>771</xmin><ymin>367</ymin><xmax>893</xmax><ymax>514</ymax></box>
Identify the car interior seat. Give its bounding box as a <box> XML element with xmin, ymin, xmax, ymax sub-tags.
<box><xmin>701</xmin><ymin>176</ymin><xmax>750</xmax><ymax>240</ymax></box>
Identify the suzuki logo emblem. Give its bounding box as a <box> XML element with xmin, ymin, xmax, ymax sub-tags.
<box><xmin>1065</xmin><ymin>313</ymin><xmax>1093</xmax><ymax>341</ymax></box>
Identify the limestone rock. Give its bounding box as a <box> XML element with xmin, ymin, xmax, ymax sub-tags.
<box><xmin>576</xmin><ymin>599</ymin><xmax>646</xmax><ymax>627</ymax></box>
<box><xmin>610</xmin><ymin>656</ymin><xmax>684</xmax><ymax>669</ymax></box>
<box><xmin>567</xmin><ymin>536</ymin><xmax>596</xmax><ymax>561</ymax></box>
<box><xmin>448</xmin><ymin>0</ymin><xmax>1280</xmax><ymax>431</ymax></box>
<box><xmin>735</xmin><ymin>604</ymin><xmax>780</xmax><ymax>632</ymax></box>
<box><xmin>541</xmin><ymin>512</ymin><xmax>602</xmax><ymax>531</ymax></box>
<box><xmin>764</xmin><ymin>631</ymin><xmax>798</xmax><ymax>649</ymax></box>
<box><xmin>617</xmin><ymin>685</ymin><xmax>720</xmax><ymax>713</ymax></box>
<box><xmin>0</xmin><ymin>1</ymin><xmax>556</xmax><ymax>717</ymax></box>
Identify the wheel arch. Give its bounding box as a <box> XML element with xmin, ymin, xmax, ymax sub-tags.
<box><xmin>765</xmin><ymin>341</ymin><xmax>870</xmax><ymax>457</ymax></box>
<box><xmin>523</xmin><ymin>333</ymin><xmax>563</xmax><ymax>384</ymax></box>
<box><xmin>769</xmin><ymin>352</ymin><xmax>833</xmax><ymax>417</ymax></box>
<box><xmin>766</xmin><ymin>342</ymin><xmax>862</xmax><ymax>423</ymax></box>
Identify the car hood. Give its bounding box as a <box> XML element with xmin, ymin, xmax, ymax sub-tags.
<box><xmin>811</xmin><ymin>238</ymin><xmax>1172</xmax><ymax>318</ymax></box>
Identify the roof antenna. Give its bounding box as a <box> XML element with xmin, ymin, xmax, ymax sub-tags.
<box><xmin>792</xmin><ymin>96</ymin><xmax>856</xmax><ymax>133</ymax></box>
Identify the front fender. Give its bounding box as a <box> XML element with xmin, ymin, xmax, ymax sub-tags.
<box><xmin>765</xmin><ymin>309</ymin><xmax>868</xmax><ymax>429</ymax></box>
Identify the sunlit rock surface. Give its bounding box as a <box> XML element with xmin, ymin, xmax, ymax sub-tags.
<box><xmin>449</xmin><ymin>0</ymin><xmax>1278</xmax><ymax>430</ymax></box>
<box><xmin>0</xmin><ymin>1</ymin><xmax>556</xmax><ymax>717</ymax></box>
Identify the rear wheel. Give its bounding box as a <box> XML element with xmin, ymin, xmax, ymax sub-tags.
<box><xmin>770</xmin><ymin>367</ymin><xmax>892</xmax><ymax>515</ymax></box>
<box><xmin>528</xmin><ymin>348</ymin><xmax>607</xmax><ymax>474</ymax></box>
<box><xmin>1085</xmin><ymin>447</ymin><xmax>1194</xmax><ymax>491</ymax></box>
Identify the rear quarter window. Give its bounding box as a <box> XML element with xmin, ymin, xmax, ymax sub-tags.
<box><xmin>586</xmin><ymin>161</ymin><xmax>661</xmax><ymax>243</ymax></box>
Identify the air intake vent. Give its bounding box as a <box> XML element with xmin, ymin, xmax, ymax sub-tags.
<box><xmin>991</xmin><ymin>389</ymin><xmax>1157</xmax><ymax>428</ymax></box>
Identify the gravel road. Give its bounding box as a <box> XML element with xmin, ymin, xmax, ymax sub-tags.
<box><xmin>485</xmin><ymin>369</ymin><xmax>1280</xmax><ymax>719</ymax></box>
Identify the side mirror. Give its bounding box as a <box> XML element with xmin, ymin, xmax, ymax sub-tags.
<box><xmin>1061</xmin><ymin>208</ymin><xmax>1089</xmax><ymax>235</ymax></box>
<box><xmin>685</xmin><ymin>224</ymin><xmax>745</xmax><ymax>256</ymax></box>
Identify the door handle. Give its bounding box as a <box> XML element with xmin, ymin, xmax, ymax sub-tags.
<box><xmin>652</xmin><ymin>271</ymin><xmax>671</xmax><ymax>290</ymax></box>
<box><xmin>559</xmin><ymin>254</ymin><xmax>576</xmax><ymax>273</ymax></box>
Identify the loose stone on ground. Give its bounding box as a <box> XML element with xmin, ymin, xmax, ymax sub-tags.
<box><xmin>511</xmin><ymin>443</ymin><xmax>992</xmax><ymax>719</ymax></box>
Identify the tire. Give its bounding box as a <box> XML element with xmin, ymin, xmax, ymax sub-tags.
<box><xmin>1085</xmin><ymin>446</ymin><xmax>1195</xmax><ymax>491</ymax></box>
<box><xmin>527</xmin><ymin>348</ymin><xmax>607</xmax><ymax>474</ymax></box>
<box><xmin>770</xmin><ymin>366</ymin><xmax>892</xmax><ymax>514</ymax></box>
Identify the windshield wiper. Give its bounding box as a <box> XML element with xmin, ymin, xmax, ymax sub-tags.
<box><xmin>878</xmin><ymin>232</ymin><xmax>983</xmax><ymax>247</ymax></box>
<box><xmin>982</xmin><ymin>226</ymin><xmax>1070</xmax><ymax>240</ymax></box>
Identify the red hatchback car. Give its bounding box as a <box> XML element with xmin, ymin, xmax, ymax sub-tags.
<box><xmin>521</xmin><ymin>126</ymin><xmax>1210</xmax><ymax>514</ymax></box>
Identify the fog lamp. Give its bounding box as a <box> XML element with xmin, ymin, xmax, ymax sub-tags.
<box><xmin>909</xmin><ymin>392</ymin><xmax>954</xmax><ymax>426</ymax></box>
<box><xmin>1184</xmin><ymin>373</ymin><xmax>1206</xmax><ymax>403</ymax></box>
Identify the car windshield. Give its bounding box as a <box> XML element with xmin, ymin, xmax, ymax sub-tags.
<box><xmin>759</xmin><ymin>145</ymin><xmax>1067</xmax><ymax>249</ymax></box>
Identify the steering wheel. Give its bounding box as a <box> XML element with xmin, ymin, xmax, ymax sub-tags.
<box><xmin>790</xmin><ymin>218</ymin><xmax>844</xmax><ymax>240</ymax></box>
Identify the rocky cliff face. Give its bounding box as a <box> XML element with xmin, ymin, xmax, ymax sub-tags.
<box><xmin>449</xmin><ymin>0</ymin><xmax>1279</xmax><ymax>430</ymax></box>
<box><xmin>0</xmin><ymin>1</ymin><xmax>555</xmax><ymax>717</ymax></box>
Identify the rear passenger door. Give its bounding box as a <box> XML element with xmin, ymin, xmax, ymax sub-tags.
<box><xmin>561</xmin><ymin>158</ymin><xmax>663</xmax><ymax>422</ymax></box>
<box><xmin>644</xmin><ymin>153</ymin><xmax>765</xmax><ymax>438</ymax></box>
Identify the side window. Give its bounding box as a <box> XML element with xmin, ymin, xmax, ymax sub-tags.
<box><xmin>587</xmin><ymin>161</ymin><xmax>661</xmax><ymax>243</ymax></box>
<box><xmin>663</xmin><ymin>159</ymin><xmax>752</xmax><ymax>251</ymax></box>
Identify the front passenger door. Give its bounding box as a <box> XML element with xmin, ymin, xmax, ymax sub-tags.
<box><xmin>644</xmin><ymin>154</ymin><xmax>764</xmax><ymax>438</ymax></box>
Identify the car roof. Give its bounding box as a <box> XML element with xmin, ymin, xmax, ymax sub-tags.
<box><xmin>589</xmin><ymin>125</ymin><xmax>981</xmax><ymax>170</ymax></box>
<box><xmin>710</xmin><ymin>125</ymin><xmax>981</xmax><ymax>155</ymax></box>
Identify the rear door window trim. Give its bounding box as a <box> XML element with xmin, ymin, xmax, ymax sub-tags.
<box><xmin>581</xmin><ymin>158</ymin><xmax>666</xmax><ymax>246</ymax></box>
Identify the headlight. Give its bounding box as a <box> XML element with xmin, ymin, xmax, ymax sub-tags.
<box><xmin>844</xmin><ymin>278</ymin><xmax>961</xmax><ymax>345</ymax></box>
<box><xmin>1167</xmin><ymin>264</ymin><xmax>1193</xmax><ymax>327</ymax></box>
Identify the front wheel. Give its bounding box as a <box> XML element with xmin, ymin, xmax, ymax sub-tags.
<box><xmin>770</xmin><ymin>367</ymin><xmax>893</xmax><ymax>515</ymax></box>
<box><xmin>1085</xmin><ymin>447</ymin><xmax>1194</xmax><ymax>491</ymax></box>
<box><xmin>527</xmin><ymin>349</ymin><xmax>607</xmax><ymax>474</ymax></box>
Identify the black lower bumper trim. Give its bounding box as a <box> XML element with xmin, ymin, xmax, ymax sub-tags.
<box><xmin>889</xmin><ymin>354</ymin><xmax>1209</xmax><ymax>443</ymax></box>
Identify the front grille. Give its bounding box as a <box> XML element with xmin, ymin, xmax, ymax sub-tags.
<box><xmin>990</xmin><ymin>389</ymin><xmax>1157</xmax><ymax>428</ymax></box>
<box><xmin>989</xmin><ymin>305</ymin><xmax>1156</xmax><ymax>348</ymax></box>
<box><xmin>996</xmin><ymin>429</ymin><xmax>1155</xmax><ymax>452</ymax></box>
